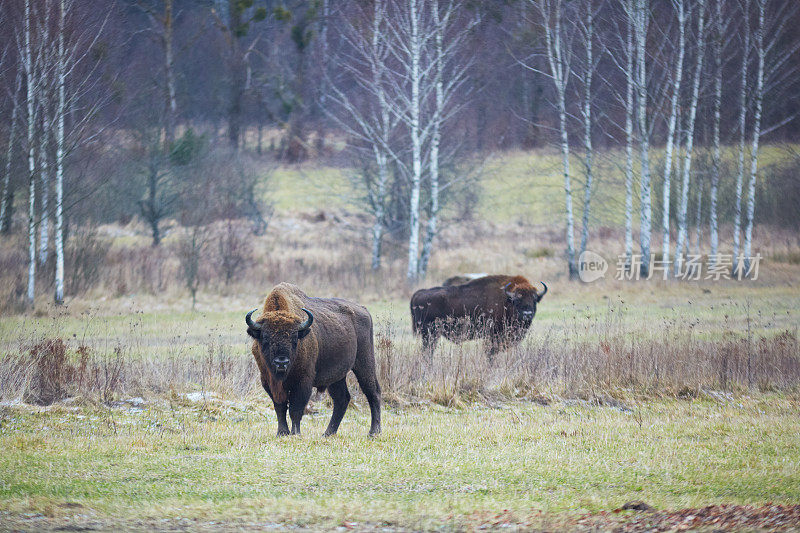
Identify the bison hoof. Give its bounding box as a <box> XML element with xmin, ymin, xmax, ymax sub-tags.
<box><xmin>368</xmin><ymin>429</ymin><xmax>381</xmax><ymax>438</ymax></box>
<box><xmin>276</xmin><ymin>428</ymin><xmax>290</xmax><ymax>437</ymax></box>
<box><xmin>323</xmin><ymin>430</ymin><xmax>337</xmax><ymax>437</ymax></box>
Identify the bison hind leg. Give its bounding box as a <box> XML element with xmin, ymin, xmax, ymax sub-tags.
<box><xmin>323</xmin><ymin>378</ymin><xmax>350</xmax><ymax>437</ymax></box>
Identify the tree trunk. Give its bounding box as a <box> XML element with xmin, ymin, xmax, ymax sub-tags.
<box><xmin>673</xmin><ymin>0</ymin><xmax>706</xmax><ymax>275</ymax></box>
<box><xmin>54</xmin><ymin>0</ymin><xmax>67</xmax><ymax>305</ymax></box>
<box><xmin>743</xmin><ymin>0</ymin><xmax>765</xmax><ymax>275</ymax></box>
<box><xmin>661</xmin><ymin>0</ymin><xmax>686</xmax><ymax>267</ymax></box>
<box><xmin>371</xmin><ymin>151</ymin><xmax>387</xmax><ymax>271</ymax></box>
<box><xmin>732</xmin><ymin>0</ymin><xmax>750</xmax><ymax>271</ymax></box>
<box><xmin>0</xmin><ymin>70</ymin><xmax>22</xmax><ymax>235</ymax></box>
<box><xmin>227</xmin><ymin>2</ymin><xmax>244</xmax><ymax>150</ymax></box>
<box><xmin>708</xmin><ymin>0</ymin><xmax>723</xmax><ymax>265</ymax></box>
<box><xmin>164</xmin><ymin>0</ymin><xmax>177</xmax><ymax>147</ymax></box>
<box><xmin>25</xmin><ymin>0</ymin><xmax>37</xmax><ymax>305</ymax></box>
<box><xmin>419</xmin><ymin>0</ymin><xmax>443</xmax><ymax>279</ymax></box>
<box><xmin>406</xmin><ymin>0</ymin><xmax>422</xmax><ymax>282</ymax></box>
<box><xmin>371</xmin><ymin>0</ymin><xmax>391</xmax><ymax>271</ymax></box>
<box><xmin>635</xmin><ymin>0</ymin><xmax>652</xmax><ymax>277</ymax></box>
<box><xmin>543</xmin><ymin>0</ymin><xmax>577</xmax><ymax>279</ymax></box>
<box><xmin>694</xmin><ymin>176</ymin><xmax>703</xmax><ymax>254</ymax></box>
<box><xmin>39</xmin><ymin>107</ymin><xmax>50</xmax><ymax>265</ymax></box>
<box><xmin>579</xmin><ymin>2</ymin><xmax>594</xmax><ymax>258</ymax></box>
<box><xmin>623</xmin><ymin>0</ymin><xmax>635</xmax><ymax>268</ymax></box>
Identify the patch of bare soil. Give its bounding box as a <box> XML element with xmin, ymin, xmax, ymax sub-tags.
<box><xmin>2</xmin><ymin>505</ymin><xmax>800</xmax><ymax>532</ymax></box>
<box><xmin>567</xmin><ymin>504</ymin><xmax>800</xmax><ymax>532</ymax></box>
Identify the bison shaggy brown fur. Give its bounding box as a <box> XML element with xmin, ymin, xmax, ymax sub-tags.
<box><xmin>410</xmin><ymin>274</ymin><xmax>547</xmax><ymax>356</ymax></box>
<box><xmin>246</xmin><ymin>283</ymin><xmax>381</xmax><ymax>437</ymax></box>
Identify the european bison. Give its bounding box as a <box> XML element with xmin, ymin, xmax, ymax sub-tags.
<box><xmin>410</xmin><ymin>274</ymin><xmax>547</xmax><ymax>356</ymax></box>
<box><xmin>246</xmin><ymin>283</ymin><xmax>381</xmax><ymax>437</ymax></box>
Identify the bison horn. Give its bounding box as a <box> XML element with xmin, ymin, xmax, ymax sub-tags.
<box><xmin>538</xmin><ymin>281</ymin><xmax>548</xmax><ymax>300</ymax></box>
<box><xmin>245</xmin><ymin>309</ymin><xmax>262</xmax><ymax>330</ymax></box>
<box><xmin>503</xmin><ymin>282</ymin><xmax>516</xmax><ymax>299</ymax></box>
<box><xmin>298</xmin><ymin>308</ymin><xmax>314</xmax><ymax>331</ymax></box>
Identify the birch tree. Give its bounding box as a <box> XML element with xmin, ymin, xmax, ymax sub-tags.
<box><xmin>327</xmin><ymin>0</ymin><xmax>399</xmax><ymax>270</ymax></box>
<box><xmin>741</xmin><ymin>0</ymin><xmax>764</xmax><ymax>275</ymax></box>
<box><xmin>418</xmin><ymin>0</ymin><xmax>445</xmax><ymax>279</ymax></box>
<box><xmin>138</xmin><ymin>0</ymin><xmax>179</xmax><ymax>146</ymax></box>
<box><xmin>405</xmin><ymin>0</ymin><xmax>424</xmax><ymax>281</ymax></box>
<box><xmin>0</xmin><ymin>70</ymin><xmax>22</xmax><ymax>235</ymax></box>
<box><xmin>632</xmin><ymin>0</ymin><xmax>652</xmax><ymax>276</ymax></box>
<box><xmin>23</xmin><ymin>0</ymin><xmax>38</xmax><ymax>305</ymax></box>
<box><xmin>673</xmin><ymin>0</ymin><xmax>706</xmax><ymax>275</ymax></box>
<box><xmin>576</xmin><ymin>0</ymin><xmax>599</xmax><ymax>258</ymax></box>
<box><xmin>524</xmin><ymin>0</ymin><xmax>578</xmax><ymax>279</ymax></box>
<box><xmin>418</xmin><ymin>0</ymin><xmax>474</xmax><ymax>279</ymax></box>
<box><xmin>707</xmin><ymin>0</ymin><xmax>728</xmax><ymax>264</ymax></box>
<box><xmin>623</xmin><ymin>0</ymin><xmax>635</xmax><ymax>268</ymax></box>
<box><xmin>38</xmin><ymin>100</ymin><xmax>52</xmax><ymax>265</ymax></box>
<box><xmin>53</xmin><ymin>0</ymin><xmax>68</xmax><ymax>304</ymax></box>
<box><xmin>735</xmin><ymin>0</ymin><xmax>798</xmax><ymax>274</ymax></box>
<box><xmin>731</xmin><ymin>0</ymin><xmax>750</xmax><ymax>268</ymax></box>
<box><xmin>660</xmin><ymin>0</ymin><xmax>686</xmax><ymax>268</ymax></box>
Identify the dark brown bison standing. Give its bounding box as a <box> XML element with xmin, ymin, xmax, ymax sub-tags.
<box><xmin>246</xmin><ymin>282</ymin><xmax>381</xmax><ymax>437</ymax></box>
<box><xmin>410</xmin><ymin>274</ymin><xmax>547</xmax><ymax>355</ymax></box>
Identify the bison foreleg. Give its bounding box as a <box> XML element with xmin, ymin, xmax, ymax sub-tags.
<box><xmin>288</xmin><ymin>381</ymin><xmax>313</xmax><ymax>436</ymax></box>
<box><xmin>323</xmin><ymin>377</ymin><xmax>351</xmax><ymax>437</ymax></box>
<box><xmin>273</xmin><ymin>401</ymin><xmax>290</xmax><ymax>437</ymax></box>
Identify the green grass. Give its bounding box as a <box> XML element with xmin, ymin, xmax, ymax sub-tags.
<box><xmin>2</xmin><ymin>281</ymin><xmax>797</xmax><ymax>355</ymax></box>
<box><xmin>264</xmin><ymin>145</ymin><xmax>796</xmax><ymax>227</ymax></box>
<box><xmin>1</xmin><ymin>397</ymin><xmax>798</xmax><ymax>528</ymax></box>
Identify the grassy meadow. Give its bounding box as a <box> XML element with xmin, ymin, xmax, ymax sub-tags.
<box><xmin>2</xmin><ymin>147</ymin><xmax>800</xmax><ymax>530</ymax></box>
<box><xmin>1</xmin><ymin>396</ymin><xmax>799</xmax><ymax>531</ymax></box>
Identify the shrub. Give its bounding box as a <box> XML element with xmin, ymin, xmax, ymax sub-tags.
<box><xmin>66</xmin><ymin>228</ymin><xmax>111</xmax><ymax>295</ymax></box>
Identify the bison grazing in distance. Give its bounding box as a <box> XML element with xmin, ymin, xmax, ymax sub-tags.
<box><xmin>411</xmin><ymin>274</ymin><xmax>547</xmax><ymax>356</ymax></box>
<box><xmin>246</xmin><ymin>283</ymin><xmax>381</xmax><ymax>437</ymax></box>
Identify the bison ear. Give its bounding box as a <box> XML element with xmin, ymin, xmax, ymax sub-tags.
<box><xmin>298</xmin><ymin>327</ymin><xmax>311</xmax><ymax>340</ymax></box>
<box><xmin>247</xmin><ymin>327</ymin><xmax>260</xmax><ymax>339</ymax></box>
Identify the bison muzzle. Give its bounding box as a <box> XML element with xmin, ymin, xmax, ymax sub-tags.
<box><xmin>246</xmin><ymin>283</ymin><xmax>381</xmax><ymax>437</ymax></box>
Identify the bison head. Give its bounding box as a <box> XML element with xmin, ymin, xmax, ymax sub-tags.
<box><xmin>503</xmin><ymin>281</ymin><xmax>547</xmax><ymax>324</ymax></box>
<box><xmin>246</xmin><ymin>308</ymin><xmax>313</xmax><ymax>379</ymax></box>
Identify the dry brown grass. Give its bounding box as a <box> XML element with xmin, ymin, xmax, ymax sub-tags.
<box><xmin>1</xmin><ymin>209</ymin><xmax>799</xmax><ymax>406</ymax></box>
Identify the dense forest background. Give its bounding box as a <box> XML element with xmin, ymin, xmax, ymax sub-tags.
<box><xmin>1</xmin><ymin>0</ymin><xmax>799</xmax><ymax>306</ymax></box>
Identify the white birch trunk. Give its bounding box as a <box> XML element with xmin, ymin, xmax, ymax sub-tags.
<box><xmin>0</xmin><ymin>70</ymin><xmax>22</xmax><ymax>234</ymax></box>
<box><xmin>542</xmin><ymin>0</ymin><xmax>577</xmax><ymax>278</ymax></box>
<box><xmin>673</xmin><ymin>0</ymin><xmax>706</xmax><ymax>275</ymax></box>
<box><xmin>661</xmin><ymin>0</ymin><xmax>686</xmax><ymax>267</ymax></box>
<box><xmin>732</xmin><ymin>0</ymin><xmax>750</xmax><ymax>268</ymax></box>
<box><xmin>24</xmin><ymin>0</ymin><xmax>37</xmax><ymax>305</ymax></box>
<box><xmin>371</xmin><ymin>149</ymin><xmax>387</xmax><ymax>270</ymax></box>
<box><xmin>578</xmin><ymin>3</ymin><xmax>594</xmax><ymax>257</ymax></box>
<box><xmin>694</xmin><ymin>177</ymin><xmax>703</xmax><ymax>254</ymax></box>
<box><xmin>708</xmin><ymin>0</ymin><xmax>723</xmax><ymax>264</ymax></box>
<box><xmin>623</xmin><ymin>0</ymin><xmax>635</xmax><ymax>268</ymax></box>
<box><xmin>742</xmin><ymin>0</ymin><xmax>765</xmax><ymax>274</ymax></box>
<box><xmin>419</xmin><ymin>0</ymin><xmax>443</xmax><ymax>278</ymax></box>
<box><xmin>406</xmin><ymin>0</ymin><xmax>422</xmax><ymax>282</ymax></box>
<box><xmin>370</xmin><ymin>0</ymin><xmax>389</xmax><ymax>271</ymax></box>
<box><xmin>635</xmin><ymin>0</ymin><xmax>652</xmax><ymax>277</ymax></box>
<box><xmin>54</xmin><ymin>0</ymin><xmax>67</xmax><ymax>304</ymax></box>
<box><xmin>38</xmin><ymin>107</ymin><xmax>50</xmax><ymax>265</ymax></box>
